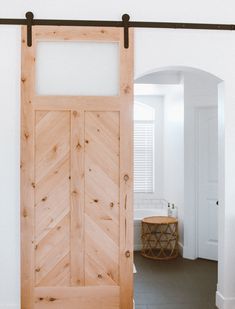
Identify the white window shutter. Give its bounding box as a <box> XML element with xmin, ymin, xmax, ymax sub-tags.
<box><xmin>134</xmin><ymin>121</ymin><xmax>154</xmax><ymax>193</ymax></box>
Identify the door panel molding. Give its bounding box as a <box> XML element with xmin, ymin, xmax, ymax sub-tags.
<box><xmin>197</xmin><ymin>106</ymin><xmax>218</xmax><ymax>261</ymax></box>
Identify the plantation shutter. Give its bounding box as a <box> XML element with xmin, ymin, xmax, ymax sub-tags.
<box><xmin>134</xmin><ymin>121</ymin><xmax>154</xmax><ymax>193</ymax></box>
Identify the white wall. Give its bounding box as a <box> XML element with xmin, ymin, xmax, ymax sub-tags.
<box><xmin>183</xmin><ymin>71</ymin><xmax>219</xmax><ymax>259</ymax></box>
<box><xmin>1</xmin><ymin>1</ymin><xmax>235</xmax><ymax>308</ymax></box>
<box><xmin>0</xmin><ymin>26</ymin><xmax>20</xmax><ymax>309</ymax></box>
<box><xmin>163</xmin><ymin>85</ymin><xmax>184</xmax><ymax>247</ymax></box>
<box><xmin>1</xmin><ymin>0</ymin><xmax>234</xmax><ymax>23</ymax></box>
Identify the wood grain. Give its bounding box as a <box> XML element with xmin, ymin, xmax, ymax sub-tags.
<box><xmin>119</xmin><ymin>28</ymin><xmax>134</xmax><ymax>309</ymax></box>
<box><xmin>34</xmin><ymin>26</ymin><xmax>120</xmax><ymax>41</ymax></box>
<box><xmin>21</xmin><ymin>26</ymin><xmax>35</xmax><ymax>309</ymax></box>
<box><xmin>21</xmin><ymin>25</ymin><xmax>133</xmax><ymax>309</ymax></box>
<box><xmin>70</xmin><ymin>110</ymin><xmax>85</xmax><ymax>286</ymax></box>
<box><xmin>84</xmin><ymin>112</ymin><xmax>120</xmax><ymax>286</ymax></box>
<box><xmin>35</xmin><ymin>286</ymin><xmax>120</xmax><ymax>309</ymax></box>
<box><xmin>35</xmin><ymin>111</ymin><xmax>71</xmax><ymax>287</ymax></box>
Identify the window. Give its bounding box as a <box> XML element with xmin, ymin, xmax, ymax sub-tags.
<box><xmin>134</xmin><ymin>102</ymin><xmax>155</xmax><ymax>193</ymax></box>
<box><xmin>36</xmin><ymin>41</ymin><xmax>119</xmax><ymax>96</ymax></box>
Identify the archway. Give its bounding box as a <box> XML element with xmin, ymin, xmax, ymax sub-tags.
<box><xmin>133</xmin><ymin>66</ymin><xmax>224</xmax><ymax>308</ymax></box>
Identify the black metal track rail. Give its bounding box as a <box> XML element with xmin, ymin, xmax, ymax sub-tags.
<box><xmin>1</xmin><ymin>12</ymin><xmax>235</xmax><ymax>48</ymax></box>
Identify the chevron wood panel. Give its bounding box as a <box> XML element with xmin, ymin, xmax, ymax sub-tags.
<box><xmin>84</xmin><ymin>112</ymin><xmax>120</xmax><ymax>286</ymax></box>
<box><xmin>35</xmin><ymin>111</ymin><xmax>71</xmax><ymax>287</ymax></box>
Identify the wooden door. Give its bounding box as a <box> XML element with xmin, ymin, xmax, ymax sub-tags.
<box><xmin>21</xmin><ymin>26</ymin><xmax>133</xmax><ymax>309</ymax></box>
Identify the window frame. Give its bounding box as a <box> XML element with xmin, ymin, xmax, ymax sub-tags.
<box><xmin>134</xmin><ymin>97</ymin><xmax>164</xmax><ymax>199</ymax></box>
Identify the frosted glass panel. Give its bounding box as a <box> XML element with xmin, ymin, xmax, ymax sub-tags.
<box><xmin>36</xmin><ymin>41</ymin><xmax>119</xmax><ymax>96</ymax></box>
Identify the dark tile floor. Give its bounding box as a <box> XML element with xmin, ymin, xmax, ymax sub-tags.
<box><xmin>134</xmin><ymin>252</ymin><xmax>218</xmax><ymax>309</ymax></box>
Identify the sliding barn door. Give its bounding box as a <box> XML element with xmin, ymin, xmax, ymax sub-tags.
<box><xmin>21</xmin><ymin>26</ymin><xmax>133</xmax><ymax>309</ymax></box>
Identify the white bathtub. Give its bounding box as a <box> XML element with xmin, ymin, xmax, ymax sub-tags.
<box><xmin>134</xmin><ymin>208</ymin><xmax>168</xmax><ymax>251</ymax></box>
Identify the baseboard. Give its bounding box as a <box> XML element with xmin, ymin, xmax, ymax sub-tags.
<box><xmin>178</xmin><ymin>242</ymin><xmax>183</xmax><ymax>256</ymax></box>
<box><xmin>0</xmin><ymin>305</ymin><xmax>19</xmax><ymax>309</ymax></box>
<box><xmin>182</xmin><ymin>245</ymin><xmax>197</xmax><ymax>260</ymax></box>
<box><xmin>216</xmin><ymin>291</ymin><xmax>235</xmax><ymax>309</ymax></box>
<box><xmin>134</xmin><ymin>245</ymin><xmax>142</xmax><ymax>251</ymax></box>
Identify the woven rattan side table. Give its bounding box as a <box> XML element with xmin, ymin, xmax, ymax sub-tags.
<box><xmin>141</xmin><ymin>216</ymin><xmax>179</xmax><ymax>260</ymax></box>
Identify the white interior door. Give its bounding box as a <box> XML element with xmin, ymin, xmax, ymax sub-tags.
<box><xmin>198</xmin><ymin>107</ymin><xmax>218</xmax><ymax>261</ymax></box>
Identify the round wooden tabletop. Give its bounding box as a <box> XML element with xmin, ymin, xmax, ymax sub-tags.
<box><xmin>142</xmin><ymin>216</ymin><xmax>178</xmax><ymax>225</ymax></box>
